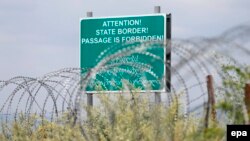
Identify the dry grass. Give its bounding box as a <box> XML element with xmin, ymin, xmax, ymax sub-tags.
<box><xmin>0</xmin><ymin>93</ymin><xmax>225</xmax><ymax>141</ymax></box>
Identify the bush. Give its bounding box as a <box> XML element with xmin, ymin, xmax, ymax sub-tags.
<box><xmin>0</xmin><ymin>93</ymin><xmax>225</xmax><ymax>141</ymax></box>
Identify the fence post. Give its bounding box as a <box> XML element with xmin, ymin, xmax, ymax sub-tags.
<box><xmin>87</xmin><ymin>11</ymin><xmax>93</xmax><ymax>107</ymax></box>
<box><xmin>245</xmin><ymin>83</ymin><xmax>250</xmax><ymax>123</ymax></box>
<box><xmin>205</xmin><ymin>75</ymin><xmax>216</xmax><ymax>128</ymax></box>
<box><xmin>154</xmin><ymin>6</ymin><xmax>162</xmax><ymax>104</ymax></box>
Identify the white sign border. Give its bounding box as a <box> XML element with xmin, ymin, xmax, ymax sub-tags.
<box><xmin>79</xmin><ymin>14</ymin><xmax>168</xmax><ymax>93</ymax></box>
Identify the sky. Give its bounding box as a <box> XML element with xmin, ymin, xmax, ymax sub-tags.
<box><xmin>0</xmin><ymin>0</ymin><xmax>250</xmax><ymax>80</ymax></box>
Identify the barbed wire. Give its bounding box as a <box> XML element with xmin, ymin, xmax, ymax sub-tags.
<box><xmin>0</xmin><ymin>25</ymin><xmax>249</xmax><ymax>130</ymax></box>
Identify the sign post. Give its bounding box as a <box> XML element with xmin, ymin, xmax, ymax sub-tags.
<box><xmin>154</xmin><ymin>6</ymin><xmax>161</xmax><ymax>103</ymax></box>
<box><xmin>86</xmin><ymin>11</ymin><xmax>93</xmax><ymax>106</ymax></box>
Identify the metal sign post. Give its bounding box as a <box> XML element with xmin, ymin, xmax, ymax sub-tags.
<box><xmin>86</xmin><ymin>11</ymin><xmax>93</xmax><ymax>106</ymax></box>
<box><xmin>154</xmin><ymin>6</ymin><xmax>161</xmax><ymax>103</ymax></box>
<box><xmin>154</xmin><ymin>6</ymin><xmax>172</xmax><ymax>103</ymax></box>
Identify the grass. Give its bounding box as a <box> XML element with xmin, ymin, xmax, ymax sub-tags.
<box><xmin>0</xmin><ymin>93</ymin><xmax>226</xmax><ymax>141</ymax></box>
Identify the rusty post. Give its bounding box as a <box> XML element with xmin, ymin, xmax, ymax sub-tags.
<box><xmin>205</xmin><ymin>75</ymin><xmax>216</xmax><ymax>128</ymax></box>
<box><xmin>207</xmin><ymin>75</ymin><xmax>216</xmax><ymax>121</ymax></box>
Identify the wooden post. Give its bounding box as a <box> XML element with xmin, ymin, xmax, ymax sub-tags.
<box><xmin>207</xmin><ymin>75</ymin><xmax>216</xmax><ymax>121</ymax></box>
<box><xmin>154</xmin><ymin>6</ymin><xmax>161</xmax><ymax>104</ymax></box>
<box><xmin>205</xmin><ymin>75</ymin><xmax>216</xmax><ymax>128</ymax></box>
<box><xmin>245</xmin><ymin>83</ymin><xmax>250</xmax><ymax>123</ymax></box>
<box><xmin>87</xmin><ymin>11</ymin><xmax>93</xmax><ymax>107</ymax></box>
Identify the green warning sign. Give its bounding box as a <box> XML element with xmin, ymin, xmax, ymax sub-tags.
<box><xmin>80</xmin><ymin>14</ymin><xmax>167</xmax><ymax>92</ymax></box>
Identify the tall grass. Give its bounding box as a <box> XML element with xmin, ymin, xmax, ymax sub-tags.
<box><xmin>0</xmin><ymin>92</ymin><xmax>225</xmax><ymax>141</ymax></box>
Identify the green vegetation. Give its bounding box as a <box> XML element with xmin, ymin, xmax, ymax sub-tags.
<box><xmin>216</xmin><ymin>65</ymin><xmax>250</xmax><ymax>124</ymax></box>
<box><xmin>0</xmin><ymin>65</ymin><xmax>249</xmax><ymax>141</ymax></box>
<box><xmin>0</xmin><ymin>93</ymin><xmax>225</xmax><ymax>141</ymax></box>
